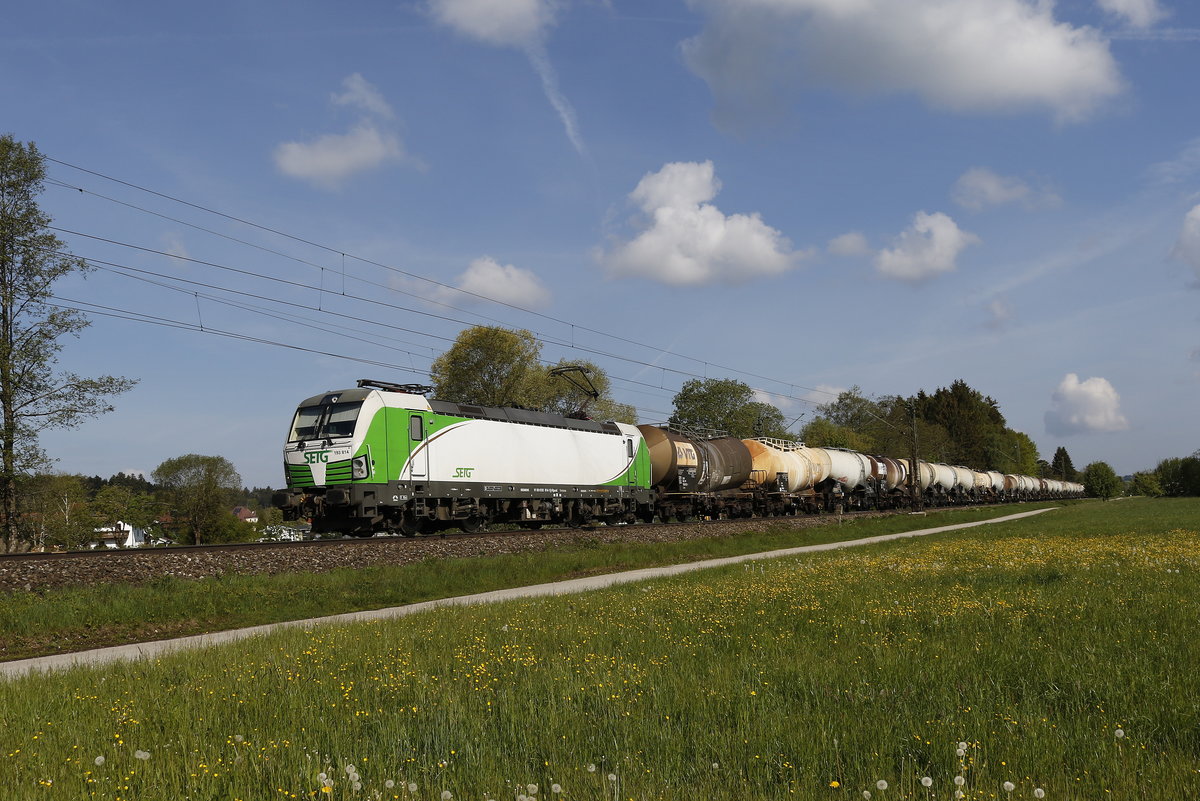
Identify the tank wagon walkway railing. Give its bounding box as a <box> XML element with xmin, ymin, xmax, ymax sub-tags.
<box><xmin>1</xmin><ymin>508</ymin><xmax>1058</xmax><ymax>680</ymax></box>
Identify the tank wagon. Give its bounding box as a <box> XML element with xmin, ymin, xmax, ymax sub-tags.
<box><xmin>274</xmin><ymin>380</ymin><xmax>1086</xmax><ymax>535</ymax></box>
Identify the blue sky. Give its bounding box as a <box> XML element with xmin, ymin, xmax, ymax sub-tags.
<box><xmin>4</xmin><ymin>0</ymin><xmax>1199</xmax><ymax>488</ymax></box>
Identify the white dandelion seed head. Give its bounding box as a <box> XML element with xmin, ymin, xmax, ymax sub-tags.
<box><xmin>1115</xmin><ymin>728</ymin><xmax>1125</xmax><ymax>739</ymax></box>
<box><xmin>1034</xmin><ymin>790</ymin><xmax>1045</xmax><ymax>799</ymax></box>
<box><xmin>587</xmin><ymin>764</ymin><xmax>596</xmax><ymax>773</ymax></box>
<box><xmin>518</xmin><ymin>795</ymin><xmax>528</xmax><ymax>801</ymax></box>
<box><xmin>921</xmin><ymin>776</ymin><xmax>933</xmax><ymax>787</ymax></box>
<box><xmin>408</xmin><ymin>783</ymin><xmax>418</xmax><ymax>793</ymax></box>
<box><xmin>954</xmin><ymin>776</ymin><xmax>966</xmax><ymax>786</ymax></box>
<box><xmin>1004</xmin><ymin>781</ymin><xmax>1016</xmax><ymax>792</ymax></box>
<box><xmin>863</xmin><ymin>791</ymin><xmax>872</xmax><ymax>800</ymax></box>
<box><xmin>956</xmin><ymin>748</ymin><xmax>966</xmax><ymax>757</ymax></box>
<box><xmin>551</xmin><ymin>784</ymin><xmax>562</xmax><ymax>794</ymax></box>
<box><xmin>323</xmin><ymin>779</ymin><xmax>334</xmax><ymax>789</ymax></box>
<box><xmin>353</xmin><ymin>782</ymin><xmax>363</xmax><ymax>792</ymax></box>
<box><xmin>134</xmin><ymin>750</ymin><xmax>150</xmax><ymax>761</ymax></box>
<box><xmin>608</xmin><ymin>773</ymin><xmax>617</xmax><ymax>782</ymax></box>
<box><xmin>94</xmin><ymin>756</ymin><xmax>105</xmax><ymax>767</ymax></box>
<box><xmin>441</xmin><ymin>791</ymin><xmax>452</xmax><ymax>800</ymax></box>
<box><xmin>955</xmin><ymin>792</ymin><xmax>965</xmax><ymax>800</ymax></box>
<box><xmin>234</xmin><ymin>734</ymin><xmax>244</xmax><ymax>742</ymax></box>
<box><xmin>385</xmin><ymin>780</ymin><xmax>395</xmax><ymax>789</ymax></box>
<box><xmin>877</xmin><ymin>780</ymin><xmax>888</xmax><ymax>790</ymax></box>
<box><xmin>527</xmin><ymin>784</ymin><xmax>538</xmax><ymax>795</ymax></box>
<box><xmin>318</xmin><ymin>773</ymin><xmax>328</xmax><ymax>781</ymax></box>
<box><xmin>957</xmin><ymin>741</ymin><xmax>968</xmax><ymax>750</ymax></box>
<box><xmin>346</xmin><ymin>765</ymin><xmax>356</xmax><ymax>775</ymax></box>
<box><xmin>712</xmin><ymin>762</ymin><xmax>720</xmax><ymax>769</ymax></box>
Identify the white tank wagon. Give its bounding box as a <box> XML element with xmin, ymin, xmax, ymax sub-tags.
<box><xmin>743</xmin><ymin>438</ymin><xmax>818</xmax><ymax>493</ymax></box>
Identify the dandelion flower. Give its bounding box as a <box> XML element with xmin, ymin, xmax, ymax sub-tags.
<box><xmin>608</xmin><ymin>773</ymin><xmax>617</xmax><ymax>782</ymax></box>
<box><xmin>957</xmin><ymin>742</ymin><xmax>968</xmax><ymax>750</ymax></box>
<box><xmin>408</xmin><ymin>783</ymin><xmax>418</xmax><ymax>793</ymax></box>
<box><xmin>830</xmin><ymin>781</ymin><xmax>841</xmax><ymax>788</ymax></box>
<box><xmin>519</xmin><ymin>795</ymin><xmax>528</xmax><ymax>801</ymax></box>
<box><xmin>346</xmin><ymin>765</ymin><xmax>357</xmax><ymax>775</ymax></box>
<box><xmin>527</xmin><ymin>784</ymin><xmax>538</xmax><ymax>795</ymax></box>
<box><xmin>956</xmin><ymin>749</ymin><xmax>965</xmax><ymax>757</ymax></box>
<box><xmin>1034</xmin><ymin>790</ymin><xmax>1045</xmax><ymax>799</ymax></box>
<box><xmin>234</xmin><ymin>734</ymin><xmax>245</xmax><ymax>742</ymax></box>
<box><xmin>385</xmin><ymin>780</ymin><xmax>395</xmax><ymax>789</ymax></box>
<box><xmin>587</xmin><ymin>764</ymin><xmax>596</xmax><ymax>773</ymax></box>
<box><xmin>921</xmin><ymin>777</ymin><xmax>933</xmax><ymax>787</ymax></box>
<box><xmin>353</xmin><ymin>782</ymin><xmax>363</xmax><ymax>792</ymax></box>
<box><xmin>955</xmin><ymin>792</ymin><xmax>964</xmax><ymax>800</ymax></box>
<box><xmin>1003</xmin><ymin>781</ymin><xmax>1015</xmax><ymax>792</ymax></box>
<box><xmin>551</xmin><ymin>784</ymin><xmax>562</xmax><ymax>794</ymax></box>
<box><xmin>93</xmin><ymin>757</ymin><xmax>105</xmax><ymax>767</ymax></box>
<box><xmin>876</xmin><ymin>780</ymin><xmax>888</xmax><ymax>791</ymax></box>
<box><xmin>134</xmin><ymin>750</ymin><xmax>150</xmax><ymax>761</ymax></box>
<box><xmin>954</xmin><ymin>776</ymin><xmax>966</xmax><ymax>786</ymax></box>
<box><xmin>318</xmin><ymin>773</ymin><xmax>328</xmax><ymax>781</ymax></box>
<box><xmin>863</xmin><ymin>792</ymin><xmax>871</xmax><ymax>800</ymax></box>
<box><xmin>441</xmin><ymin>791</ymin><xmax>452</xmax><ymax>800</ymax></box>
<box><xmin>1115</xmin><ymin>729</ymin><xmax>1125</xmax><ymax>739</ymax></box>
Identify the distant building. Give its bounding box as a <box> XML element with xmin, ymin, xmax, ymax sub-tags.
<box><xmin>232</xmin><ymin>506</ymin><xmax>259</xmax><ymax>524</ymax></box>
<box><xmin>91</xmin><ymin>521</ymin><xmax>148</xmax><ymax>549</ymax></box>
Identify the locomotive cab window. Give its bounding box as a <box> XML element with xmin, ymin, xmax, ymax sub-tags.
<box><xmin>409</xmin><ymin>415</ymin><xmax>425</xmax><ymax>441</ymax></box>
<box><xmin>289</xmin><ymin>401</ymin><xmax>363</xmax><ymax>441</ymax></box>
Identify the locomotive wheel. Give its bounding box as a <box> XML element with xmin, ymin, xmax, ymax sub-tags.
<box><xmin>461</xmin><ymin>515</ymin><xmax>489</xmax><ymax>534</ymax></box>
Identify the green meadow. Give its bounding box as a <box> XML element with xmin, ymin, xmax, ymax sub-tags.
<box><xmin>1</xmin><ymin>498</ymin><xmax>1198</xmax><ymax>800</ymax></box>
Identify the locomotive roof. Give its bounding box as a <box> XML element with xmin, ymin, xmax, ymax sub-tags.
<box><xmin>295</xmin><ymin>388</ymin><xmax>624</xmax><ymax>435</ymax></box>
<box><xmin>429</xmin><ymin>399</ymin><xmax>624</xmax><ymax>435</ymax></box>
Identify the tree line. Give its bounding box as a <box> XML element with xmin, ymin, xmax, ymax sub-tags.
<box><xmin>16</xmin><ymin>457</ymin><xmax>280</xmax><ymax>551</ymax></box>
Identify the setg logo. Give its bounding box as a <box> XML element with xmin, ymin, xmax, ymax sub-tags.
<box><xmin>453</xmin><ymin>467</ymin><xmax>475</xmax><ymax>478</ymax></box>
<box><xmin>304</xmin><ymin>450</ymin><xmax>331</xmax><ymax>464</ymax></box>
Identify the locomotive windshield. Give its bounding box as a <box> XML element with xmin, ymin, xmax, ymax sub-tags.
<box><xmin>289</xmin><ymin>401</ymin><xmax>363</xmax><ymax>442</ymax></box>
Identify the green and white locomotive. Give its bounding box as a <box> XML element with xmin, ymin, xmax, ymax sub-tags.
<box><xmin>273</xmin><ymin>380</ymin><xmax>653</xmax><ymax>535</ymax></box>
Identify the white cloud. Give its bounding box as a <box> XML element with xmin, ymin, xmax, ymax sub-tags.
<box><xmin>828</xmin><ymin>231</ymin><xmax>871</xmax><ymax>257</ymax></box>
<box><xmin>875</xmin><ymin>211</ymin><xmax>980</xmax><ymax>281</ymax></box>
<box><xmin>985</xmin><ymin>297</ymin><xmax>1012</xmax><ymax>329</ymax></box>
<box><xmin>409</xmin><ymin>256</ymin><xmax>553</xmax><ymax>310</ymax></box>
<box><xmin>332</xmin><ymin>73</ymin><xmax>395</xmax><ymax>118</ymax></box>
<box><xmin>1096</xmin><ymin>0</ymin><xmax>1165</xmax><ymax>28</ymax></box>
<box><xmin>1044</xmin><ymin>373</ymin><xmax>1130</xmax><ymax>435</ymax></box>
<box><xmin>427</xmin><ymin>0</ymin><xmax>556</xmax><ymax>47</ymax></box>
<box><xmin>682</xmin><ymin>0</ymin><xmax>1124</xmax><ymax>128</ymax></box>
<box><xmin>454</xmin><ymin>256</ymin><xmax>552</xmax><ymax>309</ymax></box>
<box><xmin>1171</xmin><ymin>204</ymin><xmax>1200</xmax><ymax>280</ymax></box>
<box><xmin>274</xmin><ymin>124</ymin><xmax>409</xmax><ymax>189</ymax></box>
<box><xmin>1147</xmin><ymin>138</ymin><xmax>1200</xmax><ymax>185</ymax></box>
<box><xmin>162</xmin><ymin>232</ymin><xmax>190</xmax><ymax>265</ymax></box>
<box><xmin>952</xmin><ymin>167</ymin><xmax>1060</xmax><ymax>211</ymax></box>
<box><xmin>600</xmin><ymin>160</ymin><xmax>805</xmax><ymax>286</ymax></box>
<box><xmin>428</xmin><ymin>0</ymin><xmax>584</xmax><ymax>154</ymax></box>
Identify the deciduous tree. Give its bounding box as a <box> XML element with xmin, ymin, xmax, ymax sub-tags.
<box><xmin>669</xmin><ymin>378</ymin><xmax>790</xmax><ymax>439</ymax></box>
<box><xmin>1081</xmin><ymin>461</ymin><xmax>1121</xmax><ymax>500</ymax></box>
<box><xmin>0</xmin><ymin>135</ymin><xmax>136</xmax><ymax>552</ymax></box>
<box><xmin>152</xmin><ymin>454</ymin><xmax>242</xmax><ymax>545</ymax></box>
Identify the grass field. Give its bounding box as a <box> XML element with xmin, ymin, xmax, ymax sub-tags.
<box><xmin>1</xmin><ymin>498</ymin><xmax>1197</xmax><ymax>800</ymax></box>
<box><xmin>0</xmin><ymin>504</ymin><xmax>1058</xmax><ymax>661</ymax></box>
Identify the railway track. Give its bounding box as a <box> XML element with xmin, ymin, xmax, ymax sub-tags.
<box><xmin>0</xmin><ymin>510</ymin><xmax>891</xmax><ymax>593</ymax></box>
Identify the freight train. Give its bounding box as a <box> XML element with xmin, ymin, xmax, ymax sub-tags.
<box><xmin>272</xmin><ymin>379</ymin><xmax>1084</xmax><ymax>536</ymax></box>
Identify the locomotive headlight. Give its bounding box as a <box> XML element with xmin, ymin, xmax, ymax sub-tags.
<box><xmin>352</xmin><ymin>455</ymin><xmax>370</xmax><ymax>479</ymax></box>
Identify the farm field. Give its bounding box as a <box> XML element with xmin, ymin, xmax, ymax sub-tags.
<box><xmin>1</xmin><ymin>504</ymin><xmax>1056</xmax><ymax>661</ymax></box>
<box><xmin>1</xmin><ymin>498</ymin><xmax>1198</xmax><ymax>800</ymax></box>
